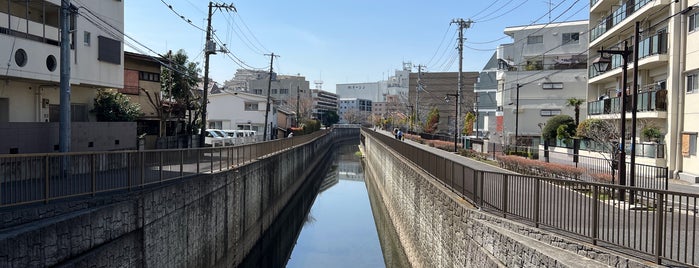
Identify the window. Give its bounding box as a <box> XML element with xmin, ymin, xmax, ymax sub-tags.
<box><xmin>254</xmin><ymin>89</ymin><xmax>263</xmax><ymax>95</ymax></box>
<box><xmin>562</xmin><ymin>32</ymin><xmax>579</xmax><ymax>44</ymax></box>
<box><xmin>527</xmin><ymin>35</ymin><xmax>543</xmax><ymax>44</ymax></box>
<box><xmin>208</xmin><ymin>121</ymin><xmax>222</xmax><ymax>129</ymax></box>
<box><xmin>682</xmin><ymin>132</ymin><xmax>697</xmax><ymax>156</ymax></box>
<box><xmin>280</xmin><ymin>88</ymin><xmax>289</xmax><ymax>94</ymax></box>
<box><xmin>690</xmin><ymin>12</ymin><xmax>699</xmax><ymax>32</ymax></box>
<box><xmin>244</xmin><ymin>102</ymin><xmax>258</xmax><ymax>111</ymax></box>
<box><xmin>139</xmin><ymin>71</ymin><xmax>160</xmax><ymax>82</ymax></box>
<box><xmin>271</xmin><ymin>88</ymin><xmax>278</xmax><ymax>94</ymax></box>
<box><xmin>84</xmin><ymin>31</ymin><xmax>91</xmax><ymax>46</ymax></box>
<box><xmin>542</xmin><ymin>82</ymin><xmax>564</xmax><ymax>89</ymax></box>
<box><xmin>540</xmin><ymin>109</ymin><xmax>561</xmax><ymax>116</ymax></box>
<box><xmin>687</xmin><ymin>74</ymin><xmax>698</xmax><ymax>93</ymax></box>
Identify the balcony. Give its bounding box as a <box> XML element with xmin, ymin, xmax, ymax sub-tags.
<box><xmin>587</xmin><ymin>88</ymin><xmax>667</xmax><ymax>117</ymax></box>
<box><xmin>589</xmin><ymin>32</ymin><xmax>667</xmax><ymax>80</ymax></box>
<box><xmin>590</xmin><ymin>0</ymin><xmax>658</xmax><ymax>43</ymax></box>
<box><xmin>0</xmin><ymin>12</ymin><xmax>60</xmax><ymax>46</ymax></box>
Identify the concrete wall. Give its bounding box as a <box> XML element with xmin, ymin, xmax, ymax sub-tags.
<box><xmin>0</xmin><ymin>128</ymin><xmax>357</xmax><ymax>267</ymax></box>
<box><xmin>362</xmin><ymin>131</ymin><xmax>657</xmax><ymax>267</ymax></box>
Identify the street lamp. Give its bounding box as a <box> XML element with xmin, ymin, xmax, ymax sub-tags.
<box><xmin>445</xmin><ymin>93</ymin><xmax>459</xmax><ymax>152</ymax></box>
<box><xmin>592</xmin><ymin>40</ymin><xmax>631</xmax><ymax>202</ymax></box>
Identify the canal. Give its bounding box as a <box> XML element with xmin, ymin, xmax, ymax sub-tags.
<box><xmin>233</xmin><ymin>142</ymin><xmax>409</xmax><ymax>268</ymax></box>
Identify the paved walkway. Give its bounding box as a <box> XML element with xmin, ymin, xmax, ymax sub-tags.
<box><xmin>376</xmin><ymin>129</ymin><xmax>698</xmax><ymax>195</ymax></box>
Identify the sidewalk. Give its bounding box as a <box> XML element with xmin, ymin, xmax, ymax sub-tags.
<box><xmin>375</xmin><ymin>129</ymin><xmax>699</xmax><ymax>194</ymax></box>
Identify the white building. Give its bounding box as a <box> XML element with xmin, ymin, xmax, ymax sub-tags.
<box><xmin>496</xmin><ymin>20</ymin><xmax>589</xmax><ymax>146</ymax></box>
<box><xmin>207</xmin><ymin>91</ymin><xmax>276</xmax><ymax>139</ymax></box>
<box><xmin>0</xmin><ymin>0</ymin><xmax>124</xmax><ymax>122</ymax></box>
<box><xmin>336</xmin><ymin>62</ymin><xmax>411</xmax><ymax>103</ymax></box>
<box><xmin>338</xmin><ymin>98</ymin><xmax>372</xmax><ymax>124</ymax></box>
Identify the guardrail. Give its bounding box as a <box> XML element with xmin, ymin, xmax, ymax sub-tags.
<box><xmin>363</xmin><ymin>128</ymin><xmax>698</xmax><ymax>267</ymax></box>
<box><xmin>0</xmin><ymin>130</ymin><xmax>331</xmax><ymax>208</ymax></box>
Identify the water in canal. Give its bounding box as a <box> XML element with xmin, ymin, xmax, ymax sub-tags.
<box><xmin>236</xmin><ymin>142</ymin><xmax>409</xmax><ymax>268</ymax></box>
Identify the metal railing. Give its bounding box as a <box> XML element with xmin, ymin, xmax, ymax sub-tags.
<box><xmin>363</xmin><ymin>128</ymin><xmax>696</xmax><ymax>266</ymax></box>
<box><xmin>0</xmin><ymin>130</ymin><xmax>332</xmax><ymax>208</ymax></box>
<box><xmin>590</xmin><ymin>0</ymin><xmax>653</xmax><ymax>42</ymax></box>
<box><xmin>588</xmin><ymin>89</ymin><xmax>667</xmax><ymax>115</ymax></box>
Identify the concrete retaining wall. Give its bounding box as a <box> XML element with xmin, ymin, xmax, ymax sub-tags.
<box><xmin>0</xmin><ymin>129</ymin><xmax>357</xmax><ymax>267</ymax></box>
<box><xmin>362</xmin><ymin>132</ymin><xmax>658</xmax><ymax>268</ymax></box>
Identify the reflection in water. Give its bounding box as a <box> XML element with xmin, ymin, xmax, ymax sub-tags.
<box><xmin>286</xmin><ymin>143</ymin><xmax>384</xmax><ymax>268</ymax></box>
<box><xmin>364</xmin><ymin>161</ymin><xmax>411</xmax><ymax>268</ymax></box>
<box><xmin>228</xmin><ymin>142</ymin><xmax>408</xmax><ymax>268</ymax></box>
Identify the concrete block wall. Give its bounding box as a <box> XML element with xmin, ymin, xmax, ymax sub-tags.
<box><xmin>0</xmin><ymin>130</ymin><xmax>342</xmax><ymax>267</ymax></box>
<box><xmin>362</xmin><ymin>133</ymin><xmax>658</xmax><ymax>268</ymax></box>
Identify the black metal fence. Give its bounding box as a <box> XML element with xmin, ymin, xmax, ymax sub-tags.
<box><xmin>0</xmin><ymin>129</ymin><xmax>335</xmax><ymax>208</ymax></box>
<box><xmin>363</xmin><ymin>128</ymin><xmax>697</xmax><ymax>267</ymax></box>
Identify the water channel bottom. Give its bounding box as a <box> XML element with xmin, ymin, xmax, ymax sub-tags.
<box><xmin>286</xmin><ymin>145</ymin><xmax>384</xmax><ymax>267</ymax></box>
<box><xmin>231</xmin><ymin>143</ymin><xmax>408</xmax><ymax>268</ymax></box>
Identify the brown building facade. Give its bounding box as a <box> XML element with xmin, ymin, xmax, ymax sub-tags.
<box><xmin>408</xmin><ymin>72</ymin><xmax>479</xmax><ymax>136</ymax></box>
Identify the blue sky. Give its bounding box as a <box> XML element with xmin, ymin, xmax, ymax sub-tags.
<box><xmin>124</xmin><ymin>1</ymin><xmax>589</xmax><ymax>92</ymax></box>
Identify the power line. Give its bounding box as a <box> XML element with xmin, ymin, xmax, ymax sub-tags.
<box><xmin>473</xmin><ymin>0</ymin><xmax>517</xmax><ymax>21</ymax></box>
<box><xmin>424</xmin><ymin>24</ymin><xmax>453</xmax><ymax>67</ymax></box>
<box><xmin>469</xmin><ymin>0</ymin><xmax>502</xmax><ymax>20</ymax></box>
<box><xmin>476</xmin><ymin>0</ymin><xmax>529</xmax><ymax>23</ymax></box>
<box><xmin>159</xmin><ymin>0</ymin><xmax>206</xmax><ymax>32</ymax></box>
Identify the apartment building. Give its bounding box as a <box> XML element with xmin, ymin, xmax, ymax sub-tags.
<box><xmin>496</xmin><ymin>20</ymin><xmax>589</xmax><ymax>146</ymax></box>
<box><xmin>0</xmin><ymin>0</ymin><xmax>124</xmax><ymax>123</ymax></box>
<box><xmin>311</xmin><ymin>89</ymin><xmax>338</xmax><ymax>123</ymax></box>
<box><xmin>588</xmin><ymin>0</ymin><xmax>699</xmax><ymax>181</ymax></box>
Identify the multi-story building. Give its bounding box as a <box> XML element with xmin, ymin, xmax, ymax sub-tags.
<box><xmin>338</xmin><ymin>98</ymin><xmax>372</xmax><ymax>124</ymax></box>
<box><xmin>0</xmin><ymin>0</ymin><xmax>124</xmax><ymax>123</ymax></box>
<box><xmin>474</xmin><ymin>53</ymin><xmax>500</xmax><ymax>139</ymax></box>
<box><xmin>336</xmin><ymin>62</ymin><xmax>411</xmax><ymax>103</ymax></box>
<box><xmin>496</xmin><ymin>20</ymin><xmax>589</xmax><ymax>146</ymax></box>
<box><xmin>122</xmin><ymin>52</ymin><xmax>166</xmax><ymax>137</ymax></box>
<box><xmin>311</xmin><ymin>89</ymin><xmax>338</xmax><ymax>123</ymax></box>
<box><xmin>207</xmin><ymin>90</ymin><xmax>273</xmax><ymax>138</ymax></box>
<box><xmin>249</xmin><ymin>74</ymin><xmax>310</xmax><ymax>106</ymax></box>
<box><xmin>588</xmin><ymin>0</ymin><xmax>698</xmax><ymax>181</ymax></box>
<box><xmin>408</xmin><ymin>71</ymin><xmax>479</xmax><ymax>136</ymax></box>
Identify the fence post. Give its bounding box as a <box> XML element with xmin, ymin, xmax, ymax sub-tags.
<box><xmin>44</xmin><ymin>155</ymin><xmax>49</xmax><ymax>204</ymax></box>
<box><xmin>534</xmin><ymin>178</ymin><xmax>542</xmax><ymax>228</ymax></box>
<box><xmin>479</xmin><ymin>171</ymin><xmax>484</xmax><ymax>207</ymax></box>
<box><xmin>196</xmin><ymin>149</ymin><xmax>201</xmax><ymax>174</ymax></box>
<box><xmin>654</xmin><ymin>192</ymin><xmax>664</xmax><ymax>265</ymax></box>
<box><xmin>502</xmin><ymin>174</ymin><xmax>508</xmax><ymax>218</ymax></box>
<box><xmin>91</xmin><ymin>154</ymin><xmax>96</xmax><ymax>196</ymax></box>
<box><xmin>591</xmin><ymin>185</ymin><xmax>599</xmax><ymax>245</ymax></box>
<box><xmin>139</xmin><ymin>151</ymin><xmax>144</xmax><ymax>187</ymax></box>
<box><xmin>180</xmin><ymin>149</ymin><xmax>184</xmax><ymax>178</ymax></box>
<box><xmin>127</xmin><ymin>152</ymin><xmax>132</xmax><ymax>191</ymax></box>
<box><xmin>472</xmin><ymin>169</ymin><xmax>478</xmax><ymax>202</ymax></box>
<box><xmin>159</xmin><ymin>151</ymin><xmax>164</xmax><ymax>183</ymax></box>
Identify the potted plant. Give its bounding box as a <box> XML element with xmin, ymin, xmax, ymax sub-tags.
<box><xmin>641</xmin><ymin>126</ymin><xmax>662</xmax><ymax>143</ymax></box>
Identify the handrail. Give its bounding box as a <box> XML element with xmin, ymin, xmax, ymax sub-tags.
<box><xmin>0</xmin><ymin>129</ymin><xmax>347</xmax><ymax>208</ymax></box>
<box><xmin>362</xmin><ymin>128</ymin><xmax>697</xmax><ymax>267</ymax></box>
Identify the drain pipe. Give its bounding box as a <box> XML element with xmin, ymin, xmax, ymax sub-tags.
<box><xmin>674</xmin><ymin>1</ymin><xmax>688</xmax><ymax>179</ymax></box>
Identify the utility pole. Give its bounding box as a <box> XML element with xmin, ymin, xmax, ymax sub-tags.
<box><xmin>296</xmin><ymin>84</ymin><xmax>300</xmax><ymax>127</ymax></box>
<box><xmin>414</xmin><ymin>64</ymin><xmax>425</xmax><ymax>124</ymax></box>
<box><xmin>59</xmin><ymin>0</ymin><xmax>73</xmax><ymax>153</ymax></box>
<box><xmin>451</xmin><ymin>18</ymin><xmax>473</xmax><ymax>147</ymax></box>
<box><xmin>199</xmin><ymin>2</ymin><xmax>236</xmax><ymax>147</ymax></box>
<box><xmin>263</xmin><ymin>53</ymin><xmax>279</xmax><ymax>141</ymax></box>
<box><xmin>515</xmin><ymin>83</ymin><xmax>522</xmax><ymax>146</ymax></box>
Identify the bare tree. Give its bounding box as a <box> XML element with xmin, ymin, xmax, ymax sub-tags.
<box><xmin>342</xmin><ymin>108</ymin><xmax>364</xmax><ymax>124</ymax></box>
<box><xmin>577</xmin><ymin>118</ymin><xmax>621</xmax><ymax>181</ymax></box>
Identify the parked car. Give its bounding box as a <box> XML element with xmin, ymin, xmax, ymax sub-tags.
<box><xmin>208</xmin><ymin>129</ymin><xmax>234</xmax><ymax>146</ymax></box>
<box><xmin>223</xmin><ymin>129</ymin><xmax>257</xmax><ymax>144</ymax></box>
<box><xmin>203</xmin><ymin>129</ymin><xmax>234</xmax><ymax>147</ymax></box>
